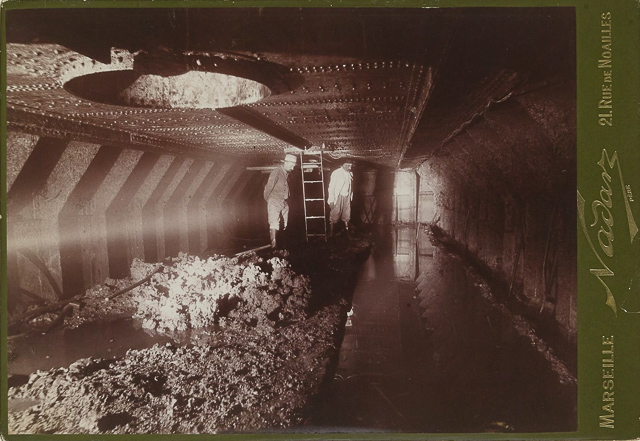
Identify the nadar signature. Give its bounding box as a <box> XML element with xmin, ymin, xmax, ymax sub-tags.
<box><xmin>577</xmin><ymin>149</ymin><xmax>638</xmax><ymax>315</ymax></box>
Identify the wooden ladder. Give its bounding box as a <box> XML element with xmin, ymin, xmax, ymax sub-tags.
<box><xmin>299</xmin><ymin>147</ymin><xmax>327</xmax><ymax>242</ymax></box>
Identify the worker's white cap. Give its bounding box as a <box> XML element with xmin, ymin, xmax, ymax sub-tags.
<box><xmin>284</xmin><ymin>154</ymin><xmax>297</xmax><ymax>164</ymax></box>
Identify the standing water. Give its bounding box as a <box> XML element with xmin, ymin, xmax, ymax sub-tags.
<box><xmin>308</xmin><ymin>225</ymin><xmax>576</xmax><ymax>433</ymax></box>
<box><xmin>8</xmin><ymin>319</ymin><xmax>174</xmax><ymax>379</ymax></box>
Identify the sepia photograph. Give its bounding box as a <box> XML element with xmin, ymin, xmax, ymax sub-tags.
<box><xmin>3</xmin><ymin>4</ymin><xmax>581</xmax><ymax>436</ymax></box>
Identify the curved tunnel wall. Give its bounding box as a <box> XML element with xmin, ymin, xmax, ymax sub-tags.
<box><xmin>6</xmin><ymin>134</ymin><xmax>266</xmax><ymax>307</ymax></box>
<box><xmin>416</xmin><ymin>81</ymin><xmax>577</xmax><ymax>344</ymax></box>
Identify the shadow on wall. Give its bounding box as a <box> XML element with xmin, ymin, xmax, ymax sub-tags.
<box><xmin>414</xmin><ymin>88</ymin><xmax>577</xmax><ymax>351</ymax></box>
<box><xmin>6</xmin><ymin>136</ymin><xmax>271</xmax><ymax>311</ymax></box>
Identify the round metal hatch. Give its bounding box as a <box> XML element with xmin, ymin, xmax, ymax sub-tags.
<box><xmin>63</xmin><ymin>50</ymin><xmax>298</xmax><ymax>110</ymax></box>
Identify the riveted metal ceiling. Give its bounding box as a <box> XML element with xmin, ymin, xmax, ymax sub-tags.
<box><xmin>5</xmin><ymin>7</ymin><xmax>575</xmax><ymax>168</ymax></box>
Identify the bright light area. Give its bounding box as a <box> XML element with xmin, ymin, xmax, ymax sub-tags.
<box><xmin>394</xmin><ymin>171</ymin><xmax>415</xmax><ymax>196</ymax></box>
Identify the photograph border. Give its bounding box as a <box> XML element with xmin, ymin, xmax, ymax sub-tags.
<box><xmin>1</xmin><ymin>0</ymin><xmax>639</xmax><ymax>439</ymax></box>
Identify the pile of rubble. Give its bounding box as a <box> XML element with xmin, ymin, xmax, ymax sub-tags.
<box><xmin>63</xmin><ymin>279</ymin><xmax>139</xmax><ymax>329</ymax></box>
<box><xmin>8</xmin><ymin>304</ymin><xmax>343</xmax><ymax>434</ymax></box>
<box><xmin>8</xmin><ymin>241</ymin><xmax>369</xmax><ymax>434</ymax></box>
<box><xmin>12</xmin><ymin>253</ymin><xmax>313</xmax><ymax>335</ymax></box>
<box><xmin>131</xmin><ymin>253</ymin><xmax>311</xmax><ymax>333</ymax></box>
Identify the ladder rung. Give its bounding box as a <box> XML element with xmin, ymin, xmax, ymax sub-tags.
<box><xmin>300</xmin><ymin>149</ymin><xmax>327</xmax><ymax>242</ymax></box>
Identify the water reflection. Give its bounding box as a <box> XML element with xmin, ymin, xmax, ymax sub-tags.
<box><xmin>387</xmin><ymin>225</ymin><xmax>434</xmax><ymax>281</ymax></box>
<box><xmin>310</xmin><ymin>225</ymin><xmax>576</xmax><ymax>433</ymax></box>
<box><xmin>392</xmin><ymin>227</ymin><xmax>414</xmax><ymax>280</ymax></box>
<box><xmin>8</xmin><ymin>319</ymin><xmax>173</xmax><ymax>377</ymax></box>
<box><xmin>8</xmin><ymin>318</ymin><xmax>227</xmax><ymax>379</ymax></box>
<box><xmin>360</xmin><ymin>253</ymin><xmax>377</xmax><ymax>282</ymax></box>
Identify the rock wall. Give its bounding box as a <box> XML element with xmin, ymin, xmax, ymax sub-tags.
<box><xmin>416</xmin><ymin>82</ymin><xmax>577</xmax><ymax>345</ymax></box>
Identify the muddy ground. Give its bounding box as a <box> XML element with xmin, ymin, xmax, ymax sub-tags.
<box><xmin>7</xmin><ymin>235</ymin><xmax>371</xmax><ymax>434</ymax></box>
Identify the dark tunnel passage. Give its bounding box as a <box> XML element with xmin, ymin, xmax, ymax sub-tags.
<box><xmin>4</xmin><ymin>6</ymin><xmax>577</xmax><ymax>435</ymax></box>
<box><xmin>308</xmin><ymin>226</ymin><xmax>576</xmax><ymax>433</ymax></box>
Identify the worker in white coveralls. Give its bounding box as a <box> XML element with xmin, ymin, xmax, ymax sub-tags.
<box><xmin>327</xmin><ymin>158</ymin><xmax>354</xmax><ymax>237</ymax></box>
<box><xmin>264</xmin><ymin>153</ymin><xmax>297</xmax><ymax>248</ymax></box>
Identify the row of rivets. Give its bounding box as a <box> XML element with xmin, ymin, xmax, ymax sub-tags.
<box><xmin>7</xmin><ymin>99</ymin><xmax>32</xmax><ymax>107</ymax></box>
<box><xmin>276</xmin><ymin>107</ymin><xmax>402</xmax><ymax>116</ymax></box>
<box><xmin>290</xmin><ymin>60</ymin><xmax>411</xmax><ymax>74</ymax></box>
<box><xmin>70</xmin><ymin>108</ymin><xmax>216</xmax><ymax>118</ymax></box>
<box><xmin>8</xmin><ymin>103</ymin><xmax>196</xmax><ymax>150</ymax></box>
<box><xmin>7</xmin><ymin>122</ymin><xmax>68</xmax><ymax>139</ymax></box>
<box><xmin>331</xmin><ymin>139</ymin><xmax>396</xmax><ymax>144</ymax></box>
<box><xmin>318</xmin><ymin>123</ymin><xmax>401</xmax><ymax>129</ymax></box>
<box><xmin>301</xmin><ymin>133</ymin><xmax>400</xmax><ymax>139</ymax></box>
<box><xmin>174</xmin><ymin>133</ymin><xmax>273</xmax><ymax>139</ymax></box>
<box><xmin>8</xmin><ymin>104</ymin><xmax>69</xmax><ymax>119</ymax></box>
<box><xmin>292</xmin><ymin>81</ymin><xmax>405</xmax><ymax>95</ymax></box>
<box><xmin>283</xmin><ymin>116</ymin><xmax>400</xmax><ymax>124</ymax></box>
<box><xmin>317</xmin><ymin>135</ymin><xmax>398</xmax><ymax>141</ymax></box>
<box><xmin>72</xmin><ymin>107</ymin><xmax>224</xmax><ymax>120</ymax></box>
<box><xmin>252</xmin><ymin>96</ymin><xmax>404</xmax><ymax>107</ymax></box>
<box><xmin>209</xmin><ymin>138</ymin><xmax>285</xmax><ymax>143</ymax></box>
<box><xmin>199</xmin><ymin>140</ymin><xmax>283</xmax><ymax>146</ymax></box>
<box><xmin>6</xmin><ymin>83</ymin><xmax>61</xmax><ymax>92</ymax></box>
<box><xmin>206</xmin><ymin>145</ymin><xmax>285</xmax><ymax>150</ymax></box>
<box><xmin>278</xmin><ymin>111</ymin><xmax>402</xmax><ymax>119</ymax></box>
<box><xmin>137</xmin><ymin>124</ymin><xmax>243</xmax><ymax>132</ymax></box>
<box><xmin>302</xmin><ymin>129</ymin><xmax>397</xmax><ymax>136</ymax></box>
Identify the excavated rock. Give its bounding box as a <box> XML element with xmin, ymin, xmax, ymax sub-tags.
<box><xmin>63</xmin><ymin>279</ymin><xmax>138</xmax><ymax>329</ymax></box>
<box><xmin>8</xmin><ymin>306</ymin><xmax>343</xmax><ymax>434</ymax></box>
<box><xmin>131</xmin><ymin>253</ymin><xmax>311</xmax><ymax>333</ymax></box>
<box><xmin>8</xmin><ymin>239</ymin><xmax>370</xmax><ymax>434</ymax></box>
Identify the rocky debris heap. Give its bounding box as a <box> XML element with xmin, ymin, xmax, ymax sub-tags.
<box><xmin>131</xmin><ymin>253</ymin><xmax>312</xmax><ymax>333</ymax></box>
<box><xmin>19</xmin><ymin>253</ymin><xmax>312</xmax><ymax>334</ymax></box>
<box><xmin>8</xmin><ymin>251</ymin><xmax>350</xmax><ymax>434</ymax></box>
<box><xmin>62</xmin><ymin>279</ymin><xmax>138</xmax><ymax>329</ymax></box>
<box><xmin>10</xmin><ymin>278</ymin><xmax>137</xmax><ymax>334</ymax></box>
<box><xmin>8</xmin><ymin>304</ymin><xmax>344</xmax><ymax>434</ymax></box>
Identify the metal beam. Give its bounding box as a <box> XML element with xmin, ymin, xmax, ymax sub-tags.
<box><xmin>217</xmin><ymin>107</ymin><xmax>310</xmax><ymax>149</ymax></box>
<box><xmin>396</xmin><ymin>66</ymin><xmax>433</xmax><ymax>169</ymax></box>
<box><xmin>396</xmin><ymin>13</ymin><xmax>460</xmax><ymax>169</ymax></box>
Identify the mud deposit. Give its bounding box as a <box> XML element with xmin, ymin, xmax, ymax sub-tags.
<box><xmin>8</xmin><ymin>238</ymin><xmax>370</xmax><ymax>434</ymax></box>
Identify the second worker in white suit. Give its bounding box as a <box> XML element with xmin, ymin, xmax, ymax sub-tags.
<box><xmin>327</xmin><ymin>158</ymin><xmax>354</xmax><ymax>237</ymax></box>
